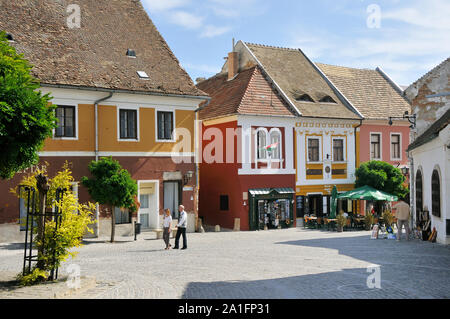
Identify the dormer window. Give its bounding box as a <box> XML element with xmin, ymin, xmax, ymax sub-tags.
<box><xmin>296</xmin><ymin>94</ymin><xmax>314</xmax><ymax>102</ymax></box>
<box><xmin>126</xmin><ymin>49</ymin><xmax>136</xmax><ymax>58</ymax></box>
<box><xmin>6</xmin><ymin>33</ymin><xmax>14</xmax><ymax>42</ymax></box>
<box><xmin>319</xmin><ymin>95</ymin><xmax>336</xmax><ymax>103</ymax></box>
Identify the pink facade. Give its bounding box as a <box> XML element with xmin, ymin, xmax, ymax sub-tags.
<box><xmin>359</xmin><ymin>123</ymin><xmax>410</xmax><ymax>167</ymax></box>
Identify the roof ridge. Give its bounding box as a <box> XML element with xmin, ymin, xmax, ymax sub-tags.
<box><xmin>244</xmin><ymin>42</ymin><xmax>299</xmax><ymax>52</ymax></box>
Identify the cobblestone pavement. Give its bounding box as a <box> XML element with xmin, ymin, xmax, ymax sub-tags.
<box><xmin>1</xmin><ymin>228</ymin><xmax>449</xmax><ymax>299</ymax></box>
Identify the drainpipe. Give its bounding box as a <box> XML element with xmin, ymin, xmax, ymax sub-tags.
<box><xmin>94</xmin><ymin>92</ymin><xmax>114</xmax><ymax>161</ymax></box>
<box><xmin>93</xmin><ymin>92</ymin><xmax>113</xmax><ymax>237</ymax></box>
<box><xmin>354</xmin><ymin>119</ymin><xmax>363</xmax><ymax>214</ymax></box>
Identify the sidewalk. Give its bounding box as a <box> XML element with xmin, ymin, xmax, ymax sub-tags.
<box><xmin>0</xmin><ymin>271</ymin><xmax>96</xmax><ymax>299</ymax></box>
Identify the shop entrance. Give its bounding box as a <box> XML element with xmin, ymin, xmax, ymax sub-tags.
<box><xmin>248</xmin><ymin>188</ymin><xmax>295</xmax><ymax>231</ymax></box>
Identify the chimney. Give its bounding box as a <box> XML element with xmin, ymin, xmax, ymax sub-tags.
<box><xmin>227</xmin><ymin>38</ymin><xmax>239</xmax><ymax>80</ymax></box>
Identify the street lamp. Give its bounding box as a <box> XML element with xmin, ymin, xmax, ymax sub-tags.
<box><xmin>388</xmin><ymin>111</ymin><xmax>417</xmax><ymax>129</ymax></box>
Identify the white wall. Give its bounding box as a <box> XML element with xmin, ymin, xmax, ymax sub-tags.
<box><xmin>411</xmin><ymin>126</ymin><xmax>449</xmax><ymax>245</ymax></box>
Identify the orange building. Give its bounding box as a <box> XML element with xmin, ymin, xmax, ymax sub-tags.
<box><xmin>0</xmin><ymin>1</ymin><xmax>209</xmax><ymax>242</ymax></box>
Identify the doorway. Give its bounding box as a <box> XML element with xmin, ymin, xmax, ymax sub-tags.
<box><xmin>308</xmin><ymin>194</ymin><xmax>323</xmax><ymax>217</ymax></box>
<box><xmin>138</xmin><ymin>181</ymin><xmax>158</xmax><ymax>230</ymax></box>
<box><xmin>164</xmin><ymin>181</ymin><xmax>181</xmax><ymax>219</ymax></box>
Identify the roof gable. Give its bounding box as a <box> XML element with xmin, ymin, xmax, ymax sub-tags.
<box><xmin>0</xmin><ymin>0</ymin><xmax>206</xmax><ymax>97</ymax></box>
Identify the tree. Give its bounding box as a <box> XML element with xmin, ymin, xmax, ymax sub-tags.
<box><xmin>355</xmin><ymin>161</ymin><xmax>409</xmax><ymax>199</ymax></box>
<box><xmin>11</xmin><ymin>162</ymin><xmax>96</xmax><ymax>285</ymax></box>
<box><xmin>81</xmin><ymin>157</ymin><xmax>138</xmax><ymax>243</ymax></box>
<box><xmin>0</xmin><ymin>31</ymin><xmax>57</xmax><ymax>179</ymax></box>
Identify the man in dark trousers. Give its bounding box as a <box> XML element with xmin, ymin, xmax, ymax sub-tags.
<box><xmin>174</xmin><ymin>205</ymin><xmax>187</xmax><ymax>250</ymax></box>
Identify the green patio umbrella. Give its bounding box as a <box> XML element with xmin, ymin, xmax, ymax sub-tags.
<box><xmin>330</xmin><ymin>185</ymin><xmax>338</xmax><ymax>218</ymax></box>
<box><xmin>337</xmin><ymin>185</ymin><xmax>398</xmax><ymax>202</ymax></box>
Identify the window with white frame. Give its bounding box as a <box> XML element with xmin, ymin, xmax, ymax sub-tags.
<box><xmin>391</xmin><ymin>134</ymin><xmax>401</xmax><ymax>160</ymax></box>
<box><xmin>332</xmin><ymin>138</ymin><xmax>344</xmax><ymax>162</ymax></box>
<box><xmin>269</xmin><ymin>129</ymin><xmax>282</xmax><ymax>160</ymax></box>
<box><xmin>256</xmin><ymin>129</ymin><xmax>267</xmax><ymax>160</ymax></box>
<box><xmin>370</xmin><ymin>133</ymin><xmax>381</xmax><ymax>160</ymax></box>
<box><xmin>55</xmin><ymin>105</ymin><xmax>76</xmax><ymax>138</ymax></box>
<box><xmin>157</xmin><ymin>111</ymin><xmax>174</xmax><ymax>141</ymax></box>
<box><xmin>119</xmin><ymin>109</ymin><xmax>138</xmax><ymax>140</ymax></box>
<box><xmin>307</xmin><ymin>137</ymin><xmax>321</xmax><ymax>162</ymax></box>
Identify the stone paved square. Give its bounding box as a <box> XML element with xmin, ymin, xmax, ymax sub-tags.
<box><xmin>1</xmin><ymin>228</ymin><xmax>450</xmax><ymax>299</ymax></box>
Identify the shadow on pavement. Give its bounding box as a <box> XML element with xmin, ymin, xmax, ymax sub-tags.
<box><xmin>0</xmin><ymin>243</ymin><xmax>25</xmax><ymax>251</ymax></box>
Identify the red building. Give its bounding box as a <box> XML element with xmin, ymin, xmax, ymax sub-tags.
<box><xmin>197</xmin><ymin>58</ymin><xmax>298</xmax><ymax>231</ymax></box>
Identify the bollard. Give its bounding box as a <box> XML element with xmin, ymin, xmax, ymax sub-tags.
<box><xmin>134</xmin><ymin>222</ymin><xmax>141</xmax><ymax>241</ymax></box>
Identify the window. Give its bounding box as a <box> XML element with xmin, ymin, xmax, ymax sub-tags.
<box><xmin>257</xmin><ymin>130</ymin><xmax>267</xmax><ymax>160</ymax></box>
<box><xmin>416</xmin><ymin>169</ymin><xmax>423</xmax><ymax>221</ymax></box>
<box><xmin>269</xmin><ymin>130</ymin><xmax>282</xmax><ymax>160</ymax></box>
<box><xmin>370</xmin><ymin>133</ymin><xmax>381</xmax><ymax>159</ymax></box>
<box><xmin>114</xmin><ymin>207</ymin><xmax>131</xmax><ymax>224</ymax></box>
<box><xmin>391</xmin><ymin>134</ymin><xmax>401</xmax><ymax>159</ymax></box>
<box><xmin>157</xmin><ymin>111</ymin><xmax>174</xmax><ymax>141</ymax></box>
<box><xmin>333</xmin><ymin>139</ymin><xmax>344</xmax><ymax>162</ymax></box>
<box><xmin>308</xmin><ymin>138</ymin><xmax>320</xmax><ymax>162</ymax></box>
<box><xmin>220</xmin><ymin>195</ymin><xmax>229</xmax><ymax>211</ymax></box>
<box><xmin>119</xmin><ymin>109</ymin><xmax>137</xmax><ymax>140</ymax></box>
<box><xmin>319</xmin><ymin>96</ymin><xmax>336</xmax><ymax>103</ymax></box>
<box><xmin>431</xmin><ymin>170</ymin><xmax>441</xmax><ymax>217</ymax></box>
<box><xmin>296</xmin><ymin>94</ymin><xmax>314</xmax><ymax>102</ymax></box>
<box><xmin>55</xmin><ymin>105</ymin><xmax>76</xmax><ymax>138</ymax></box>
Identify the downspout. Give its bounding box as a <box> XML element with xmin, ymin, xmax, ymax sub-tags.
<box><xmin>94</xmin><ymin>92</ymin><xmax>114</xmax><ymax>161</ymax></box>
<box><xmin>354</xmin><ymin>119</ymin><xmax>363</xmax><ymax>214</ymax></box>
<box><xmin>93</xmin><ymin>92</ymin><xmax>113</xmax><ymax>237</ymax></box>
<box><xmin>193</xmin><ymin>98</ymin><xmax>211</xmax><ymax>232</ymax></box>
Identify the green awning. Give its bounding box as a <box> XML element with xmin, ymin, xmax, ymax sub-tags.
<box><xmin>249</xmin><ymin>188</ymin><xmax>295</xmax><ymax>196</ymax></box>
<box><xmin>337</xmin><ymin>185</ymin><xmax>398</xmax><ymax>202</ymax></box>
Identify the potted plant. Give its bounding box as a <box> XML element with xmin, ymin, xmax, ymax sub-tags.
<box><xmin>336</xmin><ymin>212</ymin><xmax>347</xmax><ymax>232</ymax></box>
<box><xmin>382</xmin><ymin>209</ymin><xmax>394</xmax><ymax>228</ymax></box>
<box><xmin>364</xmin><ymin>214</ymin><xmax>374</xmax><ymax>231</ymax></box>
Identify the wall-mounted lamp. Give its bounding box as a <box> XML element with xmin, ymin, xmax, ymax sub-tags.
<box><xmin>401</xmin><ymin>166</ymin><xmax>409</xmax><ymax>176</ymax></box>
<box><xmin>183</xmin><ymin>171</ymin><xmax>194</xmax><ymax>185</ymax></box>
<box><xmin>388</xmin><ymin>111</ymin><xmax>417</xmax><ymax>129</ymax></box>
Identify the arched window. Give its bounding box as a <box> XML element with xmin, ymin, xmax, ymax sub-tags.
<box><xmin>431</xmin><ymin>169</ymin><xmax>441</xmax><ymax>217</ymax></box>
<box><xmin>269</xmin><ymin>130</ymin><xmax>282</xmax><ymax>160</ymax></box>
<box><xmin>256</xmin><ymin>129</ymin><xmax>267</xmax><ymax>160</ymax></box>
<box><xmin>415</xmin><ymin>169</ymin><xmax>423</xmax><ymax>221</ymax></box>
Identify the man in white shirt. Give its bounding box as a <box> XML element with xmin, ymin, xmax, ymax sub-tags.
<box><xmin>174</xmin><ymin>205</ymin><xmax>187</xmax><ymax>250</ymax></box>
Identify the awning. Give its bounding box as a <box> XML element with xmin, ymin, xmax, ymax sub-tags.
<box><xmin>249</xmin><ymin>188</ymin><xmax>295</xmax><ymax>196</ymax></box>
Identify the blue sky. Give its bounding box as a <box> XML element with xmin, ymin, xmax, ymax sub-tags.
<box><xmin>141</xmin><ymin>0</ymin><xmax>450</xmax><ymax>87</ymax></box>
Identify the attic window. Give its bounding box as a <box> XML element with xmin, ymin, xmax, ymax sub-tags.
<box><xmin>6</xmin><ymin>33</ymin><xmax>14</xmax><ymax>42</ymax></box>
<box><xmin>319</xmin><ymin>96</ymin><xmax>337</xmax><ymax>103</ymax></box>
<box><xmin>137</xmin><ymin>71</ymin><xmax>149</xmax><ymax>79</ymax></box>
<box><xmin>126</xmin><ymin>49</ymin><xmax>136</xmax><ymax>58</ymax></box>
<box><xmin>296</xmin><ymin>94</ymin><xmax>314</xmax><ymax>103</ymax></box>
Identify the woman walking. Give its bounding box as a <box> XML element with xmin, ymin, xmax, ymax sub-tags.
<box><xmin>163</xmin><ymin>209</ymin><xmax>172</xmax><ymax>250</ymax></box>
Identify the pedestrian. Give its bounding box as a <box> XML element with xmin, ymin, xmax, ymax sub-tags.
<box><xmin>163</xmin><ymin>209</ymin><xmax>172</xmax><ymax>250</ymax></box>
<box><xmin>393</xmin><ymin>197</ymin><xmax>410</xmax><ymax>241</ymax></box>
<box><xmin>174</xmin><ymin>205</ymin><xmax>187</xmax><ymax>250</ymax></box>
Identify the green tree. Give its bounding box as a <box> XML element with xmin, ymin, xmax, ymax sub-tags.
<box><xmin>355</xmin><ymin>161</ymin><xmax>409</xmax><ymax>198</ymax></box>
<box><xmin>81</xmin><ymin>157</ymin><xmax>138</xmax><ymax>243</ymax></box>
<box><xmin>0</xmin><ymin>31</ymin><xmax>57</xmax><ymax>179</ymax></box>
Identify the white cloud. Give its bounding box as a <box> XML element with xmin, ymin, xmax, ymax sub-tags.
<box><xmin>168</xmin><ymin>11</ymin><xmax>204</xmax><ymax>30</ymax></box>
<box><xmin>199</xmin><ymin>25</ymin><xmax>232</xmax><ymax>38</ymax></box>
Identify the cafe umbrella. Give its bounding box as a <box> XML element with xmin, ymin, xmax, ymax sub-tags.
<box><xmin>336</xmin><ymin>185</ymin><xmax>398</xmax><ymax>202</ymax></box>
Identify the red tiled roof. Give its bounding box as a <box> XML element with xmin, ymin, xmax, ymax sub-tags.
<box><xmin>197</xmin><ymin>66</ymin><xmax>295</xmax><ymax>120</ymax></box>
